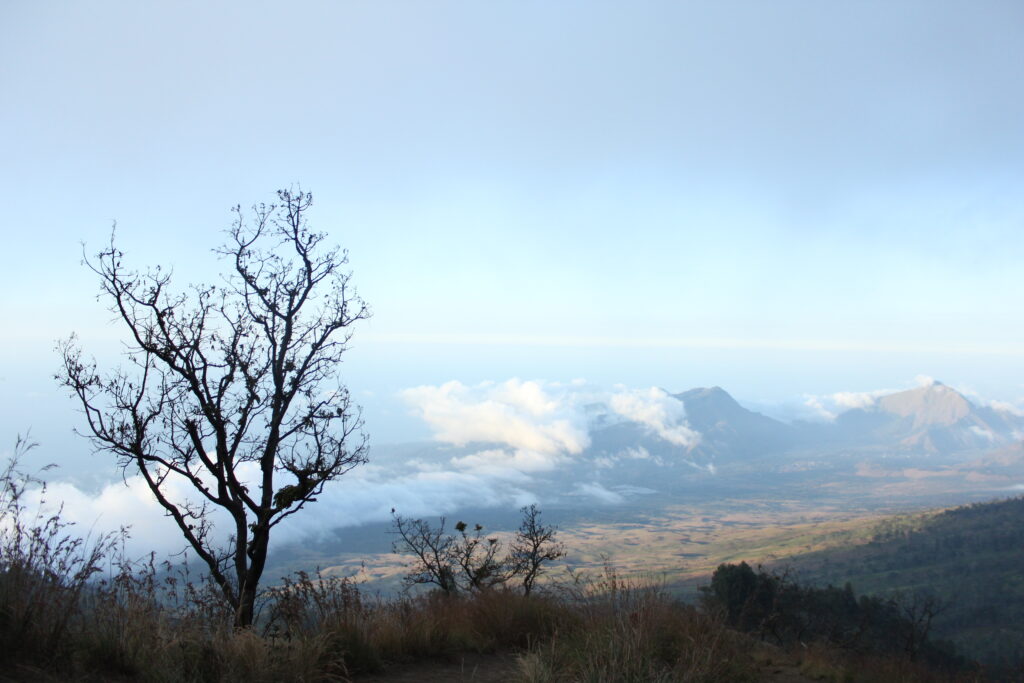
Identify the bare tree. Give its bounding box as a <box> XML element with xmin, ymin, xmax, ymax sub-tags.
<box><xmin>452</xmin><ymin>520</ymin><xmax>507</xmax><ymax>592</ymax></box>
<box><xmin>391</xmin><ymin>514</ymin><xmax>508</xmax><ymax>594</ymax></box>
<box><xmin>509</xmin><ymin>504</ymin><xmax>565</xmax><ymax>596</ymax></box>
<box><xmin>392</xmin><ymin>505</ymin><xmax>564</xmax><ymax>596</ymax></box>
<box><xmin>891</xmin><ymin>589</ymin><xmax>948</xmax><ymax>662</ymax></box>
<box><xmin>57</xmin><ymin>189</ymin><xmax>369</xmax><ymax>627</ymax></box>
<box><xmin>390</xmin><ymin>514</ymin><xmax>459</xmax><ymax>594</ymax></box>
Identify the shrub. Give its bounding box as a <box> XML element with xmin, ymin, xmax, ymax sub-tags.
<box><xmin>0</xmin><ymin>436</ymin><xmax>122</xmax><ymax>671</ymax></box>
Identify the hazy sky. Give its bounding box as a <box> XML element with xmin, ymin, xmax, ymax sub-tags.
<box><xmin>2</xmin><ymin>1</ymin><xmax>1024</xmax><ymax>471</ymax></box>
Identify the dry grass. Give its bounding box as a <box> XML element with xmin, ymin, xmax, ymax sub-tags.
<box><xmin>1</xmin><ymin>522</ymin><xmax>751</xmax><ymax>683</ymax></box>
<box><xmin>789</xmin><ymin>642</ymin><xmax>982</xmax><ymax>683</ymax></box>
<box><xmin>0</xmin><ymin>440</ymin><xmax>978</xmax><ymax>682</ymax></box>
<box><xmin>513</xmin><ymin>565</ymin><xmax>753</xmax><ymax>683</ymax></box>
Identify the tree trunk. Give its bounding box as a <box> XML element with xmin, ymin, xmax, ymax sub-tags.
<box><xmin>235</xmin><ymin>583</ymin><xmax>258</xmax><ymax>628</ymax></box>
<box><xmin>233</xmin><ymin>527</ymin><xmax>270</xmax><ymax>628</ymax></box>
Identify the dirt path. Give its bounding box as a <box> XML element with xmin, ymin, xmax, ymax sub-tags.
<box><xmin>750</xmin><ymin>643</ymin><xmax>821</xmax><ymax>682</ymax></box>
<box><xmin>353</xmin><ymin>648</ymin><xmax>823</xmax><ymax>682</ymax></box>
<box><xmin>758</xmin><ymin>662</ymin><xmax>820</xmax><ymax>682</ymax></box>
<box><xmin>354</xmin><ymin>652</ymin><xmax>522</xmax><ymax>683</ymax></box>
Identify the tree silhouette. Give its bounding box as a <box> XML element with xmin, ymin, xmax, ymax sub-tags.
<box><xmin>509</xmin><ymin>504</ymin><xmax>565</xmax><ymax>596</ymax></box>
<box><xmin>58</xmin><ymin>189</ymin><xmax>369</xmax><ymax>627</ymax></box>
<box><xmin>392</xmin><ymin>505</ymin><xmax>564</xmax><ymax>596</ymax></box>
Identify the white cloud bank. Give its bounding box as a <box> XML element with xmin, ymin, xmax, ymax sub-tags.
<box><xmin>572</xmin><ymin>482</ymin><xmax>624</xmax><ymax>504</ymax></box>
<box><xmin>401</xmin><ymin>379</ymin><xmax>590</xmax><ymax>456</ymax></box>
<box><xmin>16</xmin><ymin>466</ymin><xmax>539</xmax><ymax>560</ymax></box>
<box><xmin>803</xmin><ymin>388</ymin><xmax>894</xmax><ymax>421</ymax></box>
<box><xmin>23</xmin><ymin>378</ymin><xmax>701</xmax><ymax>558</ymax></box>
<box><xmin>23</xmin><ymin>473</ymin><xmax>230</xmax><ymax>559</ymax></box>
<box><xmin>609</xmin><ymin>387</ymin><xmax>700</xmax><ymax>448</ymax></box>
<box><xmin>988</xmin><ymin>400</ymin><xmax>1024</xmax><ymax>417</ymax></box>
<box><xmin>400</xmin><ymin>379</ymin><xmax>701</xmax><ymax>474</ymax></box>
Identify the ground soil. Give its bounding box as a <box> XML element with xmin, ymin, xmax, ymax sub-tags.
<box><xmin>354</xmin><ymin>651</ymin><xmax>522</xmax><ymax>683</ymax></box>
<box><xmin>353</xmin><ymin>646</ymin><xmax>820</xmax><ymax>682</ymax></box>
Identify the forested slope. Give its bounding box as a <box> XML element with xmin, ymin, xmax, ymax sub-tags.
<box><xmin>785</xmin><ymin>496</ymin><xmax>1024</xmax><ymax>671</ymax></box>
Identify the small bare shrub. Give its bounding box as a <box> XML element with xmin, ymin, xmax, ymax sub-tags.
<box><xmin>0</xmin><ymin>435</ymin><xmax>123</xmax><ymax>670</ymax></box>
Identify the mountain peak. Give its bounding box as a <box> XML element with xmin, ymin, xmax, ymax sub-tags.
<box><xmin>877</xmin><ymin>382</ymin><xmax>972</xmax><ymax>428</ymax></box>
<box><xmin>675</xmin><ymin>386</ymin><xmax>743</xmax><ymax>417</ymax></box>
<box><xmin>669</xmin><ymin>387</ymin><xmax>795</xmax><ymax>458</ymax></box>
<box><xmin>680</xmin><ymin>386</ymin><xmax>732</xmax><ymax>401</ymax></box>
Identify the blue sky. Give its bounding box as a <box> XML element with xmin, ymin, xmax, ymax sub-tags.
<box><xmin>2</xmin><ymin>1</ymin><xmax>1024</xmax><ymax>472</ymax></box>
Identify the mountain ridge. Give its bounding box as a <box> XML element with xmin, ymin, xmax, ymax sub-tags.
<box><xmin>633</xmin><ymin>381</ymin><xmax>1024</xmax><ymax>463</ymax></box>
<box><xmin>829</xmin><ymin>381</ymin><xmax>1023</xmax><ymax>454</ymax></box>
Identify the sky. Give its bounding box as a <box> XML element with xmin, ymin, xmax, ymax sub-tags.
<box><xmin>2</xmin><ymin>1</ymin><xmax>1024</xmax><ymax>488</ymax></box>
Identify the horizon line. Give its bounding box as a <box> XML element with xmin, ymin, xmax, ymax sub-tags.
<box><xmin>361</xmin><ymin>332</ymin><xmax>1024</xmax><ymax>356</ymax></box>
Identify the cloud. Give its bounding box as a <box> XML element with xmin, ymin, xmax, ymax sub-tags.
<box><xmin>989</xmin><ymin>400</ymin><xmax>1024</xmax><ymax>417</ymax></box>
<box><xmin>588</xmin><ymin>446</ymin><xmax>665</xmax><ymax>470</ymax></box>
<box><xmin>26</xmin><ymin>462</ymin><xmax>539</xmax><ymax>558</ymax></box>
<box><xmin>22</xmin><ymin>378</ymin><xmax>707</xmax><ymax>560</ymax></box>
<box><xmin>683</xmin><ymin>459</ymin><xmax>717</xmax><ymax>474</ymax></box>
<box><xmin>608</xmin><ymin>387</ymin><xmax>699</xmax><ymax>448</ymax></box>
<box><xmin>802</xmin><ymin>396</ymin><xmax>837</xmax><ymax>421</ymax></box>
<box><xmin>278</xmin><ymin>468</ymin><xmax>535</xmax><ymax>542</ymax></box>
<box><xmin>449</xmin><ymin>448</ymin><xmax>556</xmax><ymax>479</ymax></box>
<box><xmin>803</xmin><ymin>377</ymin><xmax>983</xmax><ymax>423</ymax></box>
<box><xmin>968</xmin><ymin>426</ymin><xmax>996</xmax><ymax>442</ymax></box>
<box><xmin>559</xmin><ymin>481</ymin><xmax>657</xmax><ymax>504</ymax></box>
<box><xmin>400</xmin><ymin>380</ymin><xmax>702</xmax><ymax>479</ymax></box>
<box><xmin>571</xmin><ymin>482</ymin><xmax>624</xmax><ymax>504</ymax></box>
<box><xmin>20</xmin><ymin>459</ymin><xmax>286</xmax><ymax>559</ymax></box>
<box><xmin>24</xmin><ymin>474</ymin><xmax>229</xmax><ymax>559</ymax></box>
<box><xmin>803</xmin><ymin>387</ymin><xmax>896</xmax><ymax>421</ymax></box>
<box><xmin>400</xmin><ymin>379</ymin><xmax>589</xmax><ymax>456</ymax></box>
<box><xmin>831</xmin><ymin>390</ymin><xmax>888</xmax><ymax>410</ymax></box>
<box><xmin>621</xmin><ymin>446</ymin><xmax>664</xmax><ymax>465</ymax></box>
<box><xmin>613</xmin><ymin>485</ymin><xmax>657</xmax><ymax>496</ymax></box>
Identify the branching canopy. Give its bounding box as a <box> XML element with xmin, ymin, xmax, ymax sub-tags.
<box><xmin>391</xmin><ymin>505</ymin><xmax>564</xmax><ymax>596</ymax></box>
<box><xmin>57</xmin><ymin>189</ymin><xmax>369</xmax><ymax>626</ymax></box>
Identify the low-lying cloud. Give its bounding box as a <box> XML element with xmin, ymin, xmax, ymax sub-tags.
<box><xmin>803</xmin><ymin>388</ymin><xmax>895</xmax><ymax>421</ymax></box>
<box><xmin>609</xmin><ymin>387</ymin><xmax>700</xmax><ymax>448</ymax></box>
<box><xmin>571</xmin><ymin>482</ymin><xmax>624</xmax><ymax>504</ymax></box>
<box><xmin>24</xmin><ymin>378</ymin><xmax>701</xmax><ymax>559</ymax></box>
<box><xmin>21</xmin><ymin>460</ymin><xmax>538</xmax><ymax>560</ymax></box>
<box><xmin>401</xmin><ymin>379</ymin><xmax>590</xmax><ymax>456</ymax></box>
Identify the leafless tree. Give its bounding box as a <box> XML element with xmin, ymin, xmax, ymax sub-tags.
<box><xmin>390</xmin><ymin>514</ymin><xmax>459</xmax><ymax>594</ymax></box>
<box><xmin>391</xmin><ymin>514</ymin><xmax>508</xmax><ymax>594</ymax></box>
<box><xmin>392</xmin><ymin>505</ymin><xmax>564</xmax><ymax>596</ymax></box>
<box><xmin>452</xmin><ymin>520</ymin><xmax>507</xmax><ymax>592</ymax></box>
<box><xmin>891</xmin><ymin>589</ymin><xmax>948</xmax><ymax>662</ymax></box>
<box><xmin>509</xmin><ymin>504</ymin><xmax>565</xmax><ymax>596</ymax></box>
<box><xmin>57</xmin><ymin>189</ymin><xmax>369</xmax><ymax>627</ymax></box>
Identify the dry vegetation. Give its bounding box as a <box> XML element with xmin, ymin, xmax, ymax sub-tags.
<box><xmin>0</xmin><ymin>442</ymin><xmax>981</xmax><ymax>682</ymax></box>
<box><xmin>303</xmin><ymin>501</ymin><xmax>924</xmax><ymax>597</ymax></box>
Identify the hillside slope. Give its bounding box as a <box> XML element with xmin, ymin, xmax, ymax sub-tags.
<box><xmin>780</xmin><ymin>497</ymin><xmax>1024</xmax><ymax>671</ymax></box>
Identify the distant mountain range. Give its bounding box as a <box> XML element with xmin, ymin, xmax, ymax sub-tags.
<box><xmin>673</xmin><ymin>386</ymin><xmax>797</xmax><ymax>461</ymax></box>
<box><xmin>828</xmin><ymin>381</ymin><xmax>1023</xmax><ymax>454</ymax></box>
<box><xmin>590</xmin><ymin>381</ymin><xmax>1024</xmax><ymax>471</ymax></box>
<box><xmin>363</xmin><ymin>380</ymin><xmax>1024</xmax><ymax>510</ymax></box>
